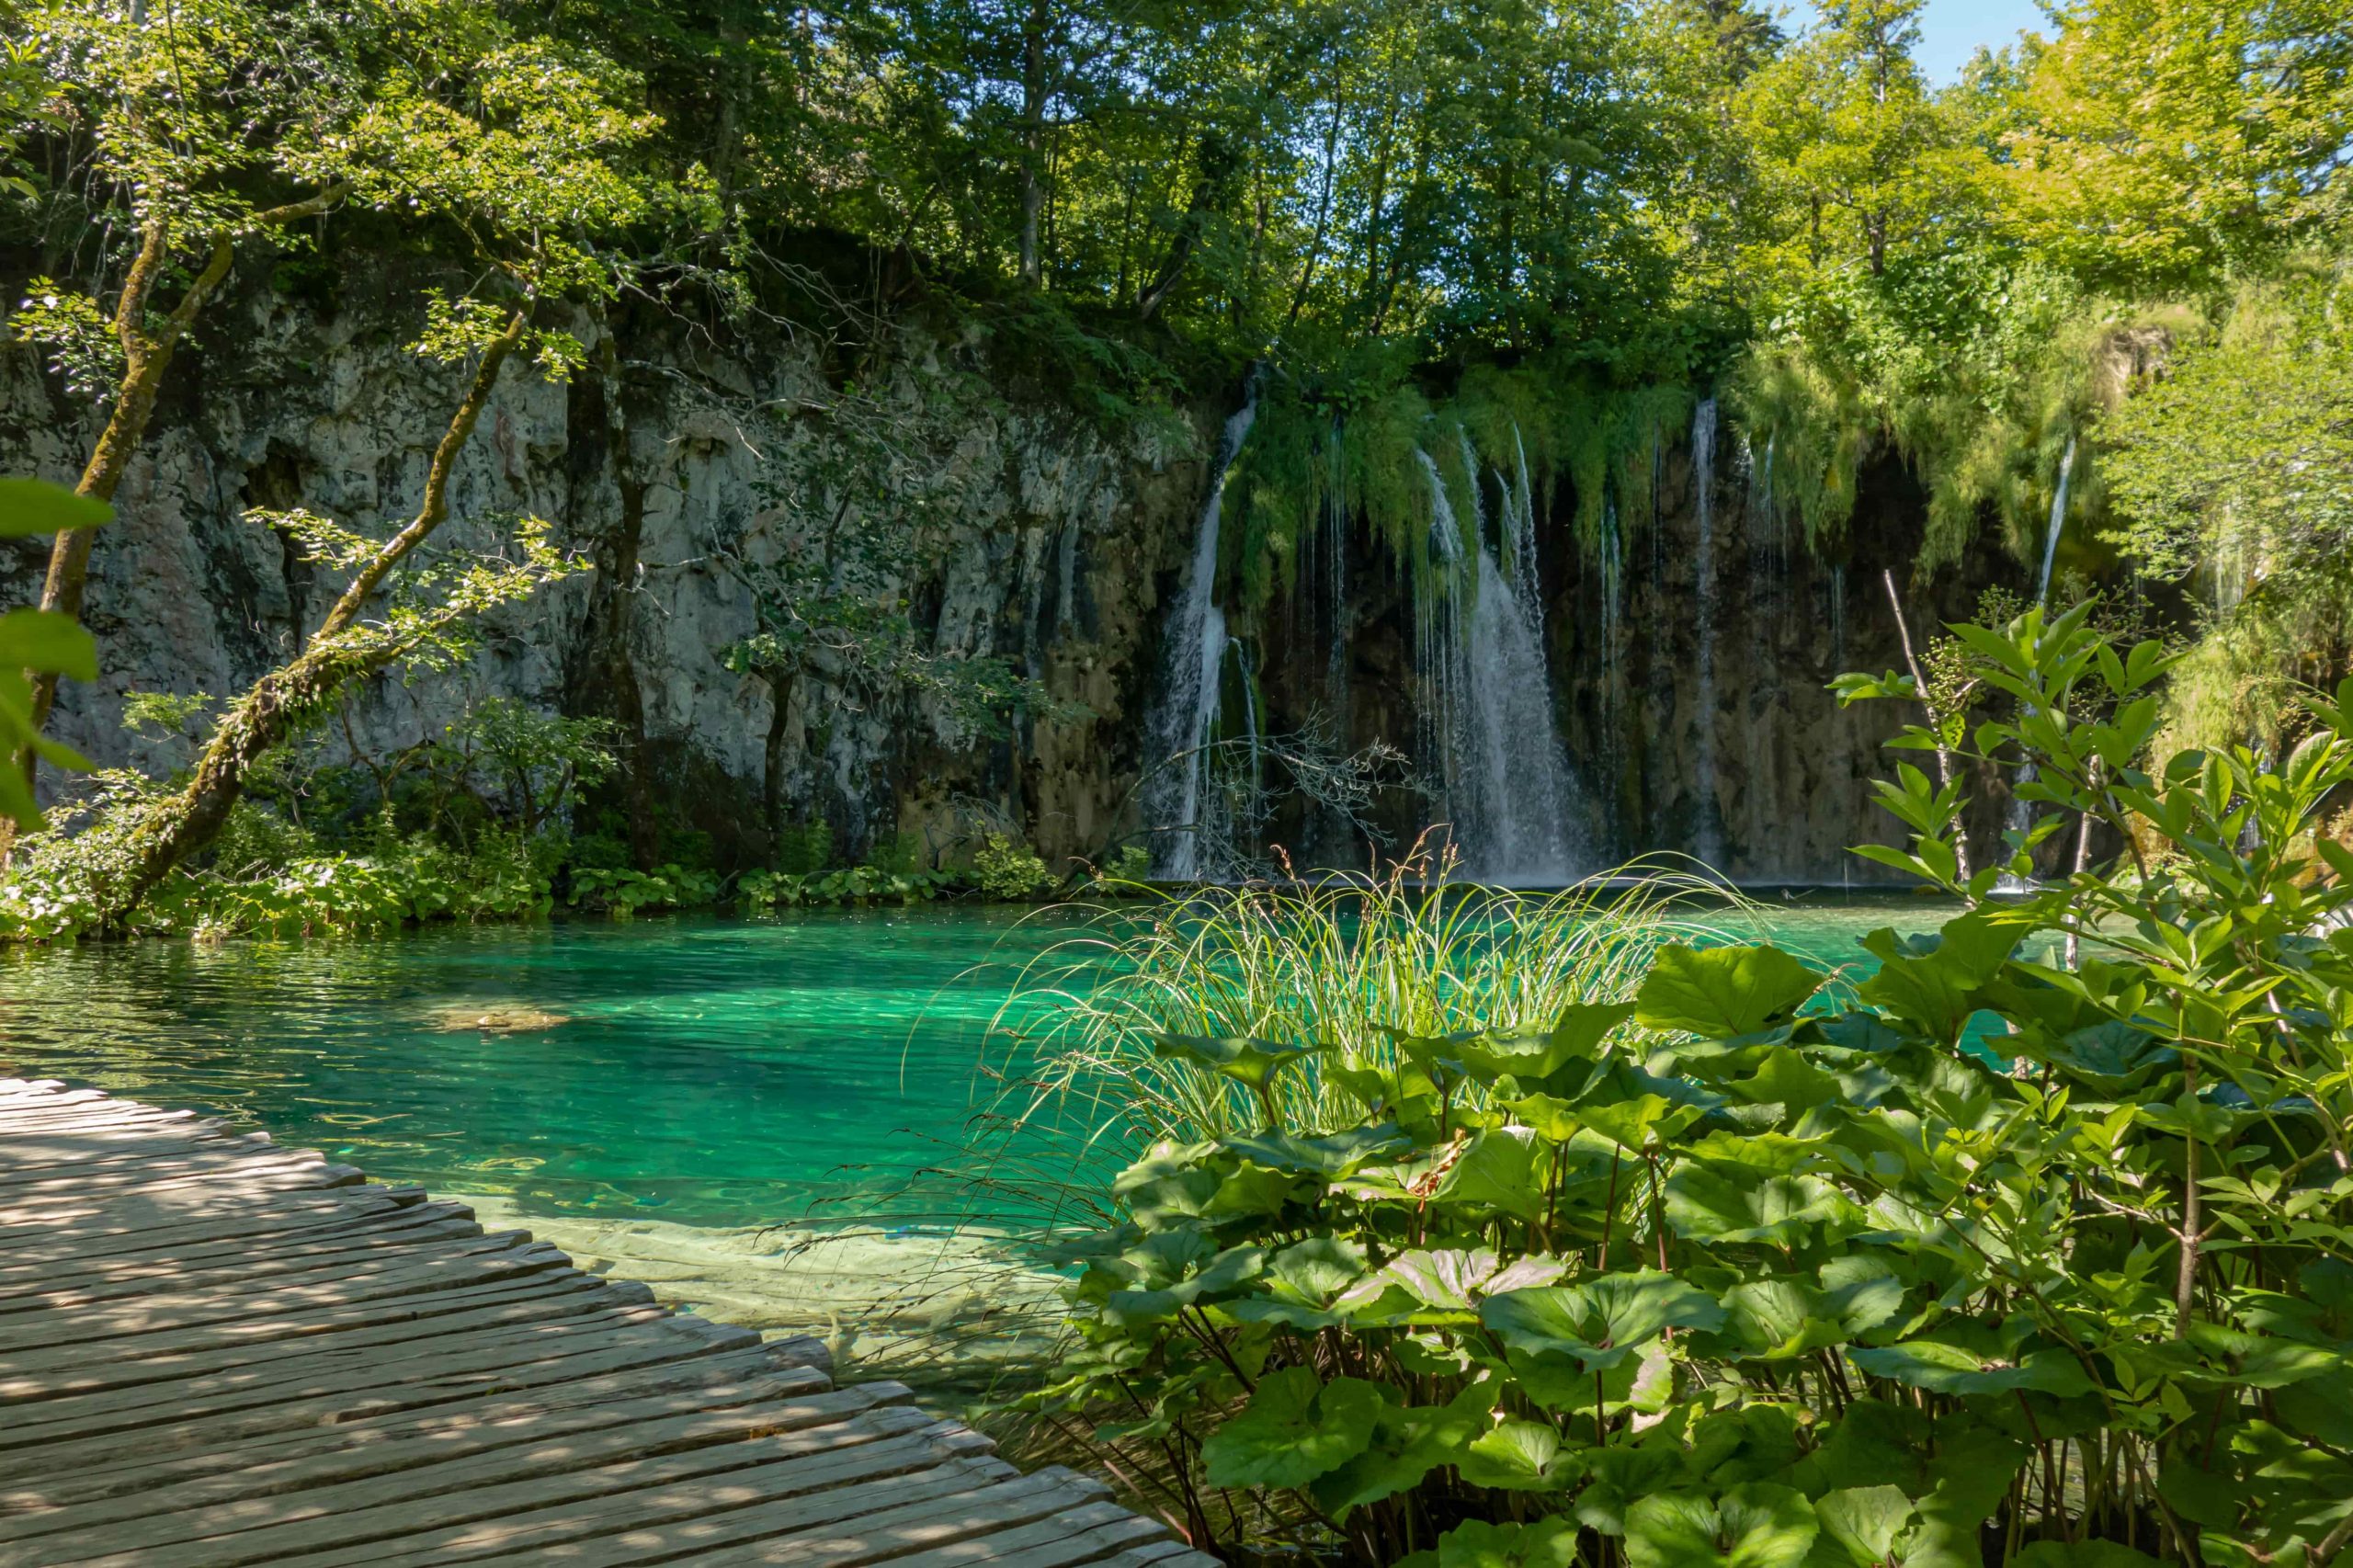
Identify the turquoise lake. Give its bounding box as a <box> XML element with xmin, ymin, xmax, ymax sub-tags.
<box><xmin>0</xmin><ymin>895</ymin><xmax>1963</xmax><ymax>1234</ymax></box>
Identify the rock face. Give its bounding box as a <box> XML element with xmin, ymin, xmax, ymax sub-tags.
<box><xmin>1</xmin><ymin>267</ymin><xmax>2021</xmax><ymax>882</ymax></box>
<box><xmin>0</xmin><ymin>270</ymin><xmax>1210</xmax><ymax>870</ymax></box>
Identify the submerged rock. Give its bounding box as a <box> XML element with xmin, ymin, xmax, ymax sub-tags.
<box><xmin>427</xmin><ymin>1005</ymin><xmax>570</xmax><ymax>1034</ymax></box>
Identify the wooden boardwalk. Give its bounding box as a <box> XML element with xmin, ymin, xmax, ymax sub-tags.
<box><xmin>0</xmin><ymin>1078</ymin><xmax>1213</xmax><ymax>1568</ymax></box>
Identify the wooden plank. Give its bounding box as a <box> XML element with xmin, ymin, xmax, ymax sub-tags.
<box><xmin>0</xmin><ymin>1273</ymin><xmax>661</xmax><ymax>1404</ymax></box>
<box><xmin>0</xmin><ymin>1307</ymin><xmax>751</xmax><ymax>1452</ymax></box>
<box><xmin>0</xmin><ymin>1139</ymin><xmax>276</xmax><ymax>1188</ymax></box>
<box><xmin>882</xmin><ymin>1500</ymin><xmax>1174</xmax><ymax>1568</ymax></box>
<box><xmin>671</xmin><ymin>1468</ymin><xmax>1112</xmax><ymax>1568</ymax></box>
<box><xmin>309</xmin><ymin>1424</ymin><xmax>1006</xmax><ymax>1568</ymax></box>
<box><xmin>0</xmin><ymin>1236</ymin><xmax>578</xmax><ymax>1360</ymax></box>
<box><xmin>15</xmin><ymin>1382</ymin><xmax>914</xmax><ymax>1564</ymax></box>
<box><xmin>458</xmin><ymin>1457</ymin><xmax>1038</xmax><ymax>1568</ymax></box>
<box><xmin>0</xmin><ymin>1181</ymin><xmax>424</xmax><ymax>1253</ymax></box>
<box><xmin>0</xmin><ymin>1218</ymin><xmax>507</xmax><ymax>1312</ymax></box>
<box><xmin>57</xmin><ymin>1409</ymin><xmax>970</xmax><ymax>1568</ymax></box>
<box><xmin>0</xmin><ymin>1365</ymin><xmax>838</xmax><ymax>1532</ymax></box>
<box><xmin>0</xmin><ymin>1167</ymin><xmax>376</xmax><ymax>1243</ymax></box>
<box><xmin>0</xmin><ymin>1210</ymin><xmax>490</xmax><ymax>1304</ymax></box>
<box><xmin>0</xmin><ymin>1341</ymin><xmax>796</xmax><ymax>1491</ymax></box>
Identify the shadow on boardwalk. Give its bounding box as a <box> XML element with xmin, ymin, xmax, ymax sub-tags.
<box><xmin>0</xmin><ymin>1077</ymin><xmax>1215</xmax><ymax>1568</ymax></box>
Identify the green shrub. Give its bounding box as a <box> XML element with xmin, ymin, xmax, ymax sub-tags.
<box><xmin>737</xmin><ymin>864</ymin><xmax>951</xmax><ymax>909</ymax></box>
<box><xmin>973</xmin><ymin>834</ymin><xmax>1057</xmax><ymax>901</ymax></box>
<box><xmin>1084</xmin><ymin>843</ymin><xmax>1154</xmax><ymax>892</ymax></box>
<box><xmin>566</xmin><ymin>861</ymin><xmax>721</xmax><ymax>916</ymax></box>
<box><xmin>773</xmin><ymin>820</ymin><xmax>835</xmax><ymax>875</ymax></box>
<box><xmin>1013</xmin><ymin>604</ymin><xmax>2353</xmax><ymax>1568</ymax></box>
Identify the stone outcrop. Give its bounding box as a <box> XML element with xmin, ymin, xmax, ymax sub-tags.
<box><xmin>1</xmin><ymin>268</ymin><xmax>1209</xmax><ymax>870</ymax></box>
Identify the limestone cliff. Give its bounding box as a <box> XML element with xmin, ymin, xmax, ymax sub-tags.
<box><xmin>2</xmin><ymin>270</ymin><xmax>2022</xmax><ymax>883</ymax></box>
<box><xmin>1</xmin><ymin>272</ymin><xmax>1210</xmax><ymax>870</ymax></box>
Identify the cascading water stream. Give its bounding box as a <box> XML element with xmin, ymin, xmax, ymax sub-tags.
<box><xmin>1143</xmin><ymin>382</ymin><xmax>1259</xmax><ymax>878</ymax></box>
<box><xmin>2037</xmin><ymin>437</ymin><xmax>2076</xmax><ymax>607</ymax></box>
<box><xmin>1505</xmin><ymin>424</ymin><xmax>1541</xmax><ymax>637</ymax></box>
<box><xmin>1999</xmin><ymin>436</ymin><xmax>2079</xmax><ymax>890</ymax></box>
<box><xmin>1415</xmin><ymin>450</ymin><xmax>1580</xmax><ymax>883</ymax></box>
<box><xmin>1690</xmin><ymin>398</ymin><xmax>1723</xmax><ymax>870</ymax></box>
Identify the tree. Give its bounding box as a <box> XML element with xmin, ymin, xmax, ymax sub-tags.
<box><xmin>112</xmin><ymin>13</ymin><xmax>665</xmax><ymax>913</ymax></box>
<box><xmin>2000</xmin><ymin>0</ymin><xmax>2353</xmax><ymax>293</ymax></box>
<box><xmin>6</xmin><ymin>0</ymin><xmax>364</xmax><ymax>818</ymax></box>
<box><xmin>1736</xmin><ymin>0</ymin><xmax>1978</xmax><ymax>281</ymax></box>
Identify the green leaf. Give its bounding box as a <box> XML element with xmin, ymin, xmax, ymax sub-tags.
<box><xmin>1309</xmin><ymin>1389</ymin><xmax>1486</xmax><ymax>1517</ymax></box>
<box><xmin>1626</xmin><ymin>1483</ymin><xmax>1819</xmax><ymax>1568</ymax></box>
<box><xmin>1856</xmin><ymin>911</ymin><xmax>2034</xmax><ymax>1043</ymax></box>
<box><xmin>1150</xmin><ymin>1034</ymin><xmax>1329</xmax><ymax>1093</ymax></box>
<box><xmin>1812</xmin><ymin>1485</ymin><xmax>1915</xmax><ymax>1566</ymax></box>
<box><xmin>1847</xmin><ymin>1338</ymin><xmax>2091</xmax><ymax>1398</ymax></box>
<box><xmin>1451</xmin><ymin>1006</ymin><xmax>1631</xmax><ymax>1087</ymax></box>
<box><xmin>1199</xmin><ymin>1367</ymin><xmax>1382</xmax><ymax>1489</ymax></box>
<box><xmin>1436</xmin><ymin>1126</ymin><xmax>1548</xmax><ymax>1220</ymax></box>
<box><xmin>1457</xmin><ymin>1419</ymin><xmax>1584</xmax><ymax>1492</ymax></box>
<box><xmin>1222</xmin><ymin>1122</ymin><xmax>1410</xmax><ymax>1176</ymax></box>
<box><xmin>0</xmin><ymin>609</ymin><xmax>97</xmax><ymax>683</ymax></box>
<box><xmin>1437</xmin><ymin>1517</ymin><xmax>1582</xmax><ymax>1568</ymax></box>
<box><xmin>0</xmin><ymin>477</ymin><xmax>111</xmax><ymax>537</ymax></box>
<box><xmin>1636</xmin><ymin>945</ymin><xmax>1823</xmax><ymax>1040</ymax></box>
<box><xmin>1482</xmin><ymin>1270</ymin><xmax>1727</xmax><ymax>1370</ymax></box>
<box><xmin>1665</xmin><ymin>1168</ymin><xmax>1860</xmax><ymax>1246</ymax></box>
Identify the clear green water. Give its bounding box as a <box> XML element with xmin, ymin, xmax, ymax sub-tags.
<box><xmin>0</xmin><ymin>895</ymin><xmax>1961</xmax><ymax>1233</ymax></box>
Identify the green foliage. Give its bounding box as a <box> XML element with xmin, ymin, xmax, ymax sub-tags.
<box><xmin>964</xmin><ymin>837</ymin><xmax>1059</xmax><ymax>899</ymax></box>
<box><xmin>771</xmin><ymin>822</ymin><xmax>836</xmax><ymax>876</ymax></box>
<box><xmin>0</xmin><ymin>480</ymin><xmax>105</xmax><ymax>827</ymax></box>
<box><xmin>1015</xmin><ymin>608</ymin><xmax>2353</xmax><ymax>1566</ymax></box>
<box><xmin>737</xmin><ymin>864</ymin><xmax>951</xmax><ymax>909</ymax></box>
<box><xmin>2101</xmin><ymin>267</ymin><xmax>2353</xmax><ymax>754</ymax></box>
<box><xmin>120</xmin><ymin>690</ymin><xmax>217</xmax><ymax>742</ymax></box>
<box><xmin>566</xmin><ymin>862</ymin><xmax>720</xmax><ymax>916</ymax></box>
<box><xmin>972</xmin><ymin>835</ymin><xmax>1058</xmax><ymax>901</ymax></box>
<box><xmin>0</xmin><ymin>786</ymin><xmax>559</xmax><ymax>943</ymax></box>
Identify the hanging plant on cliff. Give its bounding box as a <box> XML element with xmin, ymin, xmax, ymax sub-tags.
<box><xmin>95</xmin><ymin>11</ymin><xmax>673</xmax><ymax>923</ymax></box>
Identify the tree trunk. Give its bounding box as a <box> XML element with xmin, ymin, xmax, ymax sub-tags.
<box><xmin>1138</xmin><ymin>136</ymin><xmax>1235</xmax><ymax>323</ymax></box>
<box><xmin>1881</xmin><ymin>569</ymin><xmax>1971</xmax><ymax>883</ymax></box>
<box><xmin>1017</xmin><ymin>0</ymin><xmax>1050</xmax><ymax>287</ymax></box>
<box><xmin>8</xmin><ymin>187</ymin><xmax>347</xmax><ymax>856</ymax></box>
<box><xmin>117</xmin><ymin>307</ymin><xmax>525</xmax><ymax>910</ymax></box>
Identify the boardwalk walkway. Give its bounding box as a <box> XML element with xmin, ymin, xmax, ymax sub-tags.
<box><xmin>0</xmin><ymin>1078</ymin><xmax>1213</xmax><ymax>1568</ymax></box>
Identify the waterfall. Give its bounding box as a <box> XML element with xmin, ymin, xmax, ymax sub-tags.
<box><xmin>1691</xmin><ymin>398</ymin><xmax>1723</xmax><ymax>871</ymax></box>
<box><xmin>1326</xmin><ymin>417</ymin><xmax>1349</xmax><ymax>701</ymax></box>
<box><xmin>1144</xmin><ymin>382</ymin><xmax>1259</xmax><ymax>878</ymax></box>
<box><xmin>1999</xmin><ymin>436</ymin><xmax>2080</xmax><ymax>891</ymax></box>
<box><xmin>1415</xmin><ymin>450</ymin><xmax>1581</xmax><ymax>883</ymax></box>
<box><xmin>1505</xmin><ymin>424</ymin><xmax>1541</xmax><ymax>634</ymax></box>
<box><xmin>2037</xmin><ymin>436</ymin><xmax>2076</xmax><ymax>606</ymax></box>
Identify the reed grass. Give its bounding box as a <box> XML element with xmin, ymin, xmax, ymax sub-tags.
<box><xmin>975</xmin><ymin>849</ymin><xmax>1749</xmax><ymax>1184</ymax></box>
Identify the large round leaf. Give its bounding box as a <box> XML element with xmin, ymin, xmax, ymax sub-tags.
<box><xmin>1635</xmin><ymin>945</ymin><xmax>1823</xmax><ymax>1040</ymax></box>
<box><xmin>1625</xmin><ymin>1483</ymin><xmax>1819</xmax><ymax>1568</ymax></box>
<box><xmin>1199</xmin><ymin>1367</ymin><xmax>1382</xmax><ymax>1489</ymax></box>
<box><xmin>1482</xmin><ymin>1270</ymin><xmax>1727</xmax><ymax>1370</ymax></box>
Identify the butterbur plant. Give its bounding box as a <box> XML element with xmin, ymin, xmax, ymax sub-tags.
<box><xmin>1017</xmin><ymin>602</ymin><xmax>2353</xmax><ymax>1567</ymax></box>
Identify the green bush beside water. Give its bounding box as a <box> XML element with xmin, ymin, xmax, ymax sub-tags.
<box><xmin>1010</xmin><ymin>607</ymin><xmax>2353</xmax><ymax>1567</ymax></box>
<box><xmin>0</xmin><ymin>698</ymin><xmax>1089</xmax><ymax>941</ymax></box>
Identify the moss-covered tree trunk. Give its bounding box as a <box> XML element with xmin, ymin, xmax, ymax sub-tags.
<box><xmin>6</xmin><ymin>188</ymin><xmax>347</xmax><ymax>866</ymax></box>
<box><xmin>118</xmin><ymin>308</ymin><xmax>527</xmax><ymax>913</ymax></box>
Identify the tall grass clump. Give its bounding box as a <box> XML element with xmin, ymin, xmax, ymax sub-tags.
<box><xmin>981</xmin><ymin>850</ymin><xmax>1741</xmax><ymax>1186</ymax></box>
